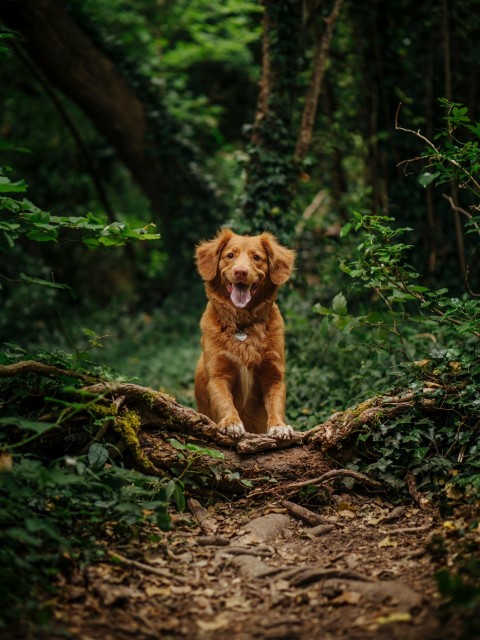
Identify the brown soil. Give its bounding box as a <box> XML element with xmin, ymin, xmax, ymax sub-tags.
<box><xmin>37</xmin><ymin>491</ymin><xmax>475</xmax><ymax>640</ymax></box>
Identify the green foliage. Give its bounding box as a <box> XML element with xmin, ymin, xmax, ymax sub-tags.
<box><xmin>0</xmin><ymin>345</ymin><xmax>183</xmax><ymax>629</ymax></box>
<box><xmin>419</xmin><ymin>99</ymin><xmax>480</xmax><ymax>200</ymax></box>
<box><xmin>314</xmin><ymin>208</ymin><xmax>480</xmax><ymax>495</ymax></box>
<box><xmin>436</xmin><ymin>565</ymin><xmax>480</xmax><ymax>636</ymax></box>
<box><xmin>0</xmin><ymin>165</ymin><xmax>160</xmax><ymax>253</ymax></box>
<box><xmin>0</xmin><ymin>450</ymin><xmax>173</xmax><ymax>629</ymax></box>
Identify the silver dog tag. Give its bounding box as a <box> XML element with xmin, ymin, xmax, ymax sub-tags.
<box><xmin>234</xmin><ymin>331</ymin><xmax>248</xmax><ymax>342</ymax></box>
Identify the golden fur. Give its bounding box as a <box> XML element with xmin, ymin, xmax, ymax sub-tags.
<box><xmin>194</xmin><ymin>229</ymin><xmax>295</xmax><ymax>439</ymax></box>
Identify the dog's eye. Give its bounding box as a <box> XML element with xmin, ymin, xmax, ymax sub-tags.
<box><xmin>226</xmin><ymin>252</ymin><xmax>234</xmax><ymax>259</ymax></box>
<box><xmin>253</xmin><ymin>254</ymin><xmax>262</xmax><ymax>261</ymax></box>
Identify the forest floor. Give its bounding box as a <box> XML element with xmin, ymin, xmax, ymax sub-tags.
<box><xmin>35</xmin><ymin>488</ymin><xmax>476</xmax><ymax>640</ymax></box>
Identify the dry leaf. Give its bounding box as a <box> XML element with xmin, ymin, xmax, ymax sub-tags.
<box><xmin>331</xmin><ymin>590</ymin><xmax>362</xmax><ymax>605</ymax></box>
<box><xmin>376</xmin><ymin>612</ymin><xmax>412</xmax><ymax>624</ymax></box>
<box><xmin>197</xmin><ymin>614</ymin><xmax>231</xmax><ymax>632</ymax></box>
<box><xmin>0</xmin><ymin>454</ymin><xmax>13</xmax><ymax>472</ymax></box>
<box><xmin>145</xmin><ymin>585</ymin><xmax>171</xmax><ymax>597</ymax></box>
<box><xmin>378</xmin><ymin>535</ymin><xmax>398</xmax><ymax>548</ymax></box>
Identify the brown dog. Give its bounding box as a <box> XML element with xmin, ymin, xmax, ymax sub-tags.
<box><xmin>194</xmin><ymin>229</ymin><xmax>295</xmax><ymax>439</ymax></box>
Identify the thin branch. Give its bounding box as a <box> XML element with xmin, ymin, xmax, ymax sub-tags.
<box><xmin>296</xmin><ymin>189</ymin><xmax>327</xmax><ymax>235</ymax></box>
<box><xmin>395</xmin><ymin>103</ymin><xmax>480</xmax><ymax>193</ymax></box>
<box><xmin>295</xmin><ymin>0</ymin><xmax>344</xmax><ymax>159</ymax></box>
<box><xmin>107</xmin><ymin>551</ymin><xmax>186</xmax><ymax>582</ymax></box>
<box><xmin>387</xmin><ymin>524</ymin><xmax>432</xmax><ymax>535</ymax></box>
<box><xmin>442</xmin><ymin>193</ymin><xmax>480</xmax><ymax>234</ymax></box>
<box><xmin>395</xmin><ymin>103</ymin><xmax>439</xmax><ymax>153</ymax></box>
<box><xmin>0</xmin><ymin>360</ymin><xmax>98</xmax><ymax>384</ymax></box>
<box><xmin>283</xmin><ymin>500</ymin><xmax>339</xmax><ymax>526</ymax></box>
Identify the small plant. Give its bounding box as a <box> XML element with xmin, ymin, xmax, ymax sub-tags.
<box><xmin>0</xmin><ymin>446</ymin><xmax>173</xmax><ymax>630</ymax></box>
<box><xmin>312</xmin><ymin>102</ymin><xmax>480</xmax><ymax>498</ymax></box>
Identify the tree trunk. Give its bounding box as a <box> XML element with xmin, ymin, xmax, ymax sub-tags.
<box><xmin>0</xmin><ymin>0</ymin><xmax>222</xmax><ymax>263</ymax></box>
<box><xmin>242</xmin><ymin>0</ymin><xmax>343</xmax><ymax>242</ymax></box>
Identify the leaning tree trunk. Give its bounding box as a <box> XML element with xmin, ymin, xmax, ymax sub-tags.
<box><xmin>0</xmin><ymin>0</ymin><xmax>222</xmax><ymax>268</ymax></box>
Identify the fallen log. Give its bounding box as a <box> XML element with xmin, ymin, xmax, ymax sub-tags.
<box><xmin>1</xmin><ymin>360</ymin><xmax>462</xmax><ymax>497</ymax></box>
<box><xmin>0</xmin><ymin>361</ymin><xmax>328</xmax><ymax>492</ymax></box>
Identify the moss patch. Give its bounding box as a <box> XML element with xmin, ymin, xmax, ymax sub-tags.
<box><xmin>114</xmin><ymin>409</ymin><xmax>157</xmax><ymax>474</ymax></box>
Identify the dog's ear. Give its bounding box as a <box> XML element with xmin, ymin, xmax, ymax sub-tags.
<box><xmin>261</xmin><ymin>232</ymin><xmax>295</xmax><ymax>285</ymax></box>
<box><xmin>196</xmin><ymin>228</ymin><xmax>234</xmax><ymax>281</ymax></box>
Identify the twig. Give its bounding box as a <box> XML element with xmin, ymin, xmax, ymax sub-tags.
<box><xmin>285</xmin><ymin>469</ymin><xmax>383</xmax><ymax>491</ymax></box>
<box><xmin>107</xmin><ymin>550</ymin><xmax>185</xmax><ymax>582</ymax></box>
<box><xmin>288</xmin><ymin>567</ymin><xmax>373</xmax><ymax>587</ymax></box>
<box><xmin>395</xmin><ymin>103</ymin><xmax>439</xmax><ymax>153</ymax></box>
<box><xmin>296</xmin><ymin>190</ymin><xmax>327</xmax><ymax>235</ymax></box>
<box><xmin>283</xmin><ymin>500</ymin><xmax>337</xmax><ymax>527</ymax></box>
<box><xmin>224</xmin><ymin>546</ymin><xmax>273</xmax><ymax>557</ymax></box>
<box><xmin>387</xmin><ymin>524</ymin><xmax>432</xmax><ymax>535</ymax></box>
<box><xmin>308</xmin><ymin>523</ymin><xmax>335</xmax><ymax>537</ymax></box>
<box><xmin>196</xmin><ymin>536</ymin><xmax>230</xmax><ymax>547</ymax></box>
<box><xmin>442</xmin><ymin>193</ymin><xmax>480</xmax><ymax>234</ymax></box>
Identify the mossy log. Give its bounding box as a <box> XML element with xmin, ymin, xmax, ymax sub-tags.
<box><xmin>0</xmin><ymin>360</ymin><xmax>459</xmax><ymax>495</ymax></box>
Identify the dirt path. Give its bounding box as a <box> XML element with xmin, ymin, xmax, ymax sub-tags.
<box><xmin>44</xmin><ymin>491</ymin><xmax>469</xmax><ymax>640</ymax></box>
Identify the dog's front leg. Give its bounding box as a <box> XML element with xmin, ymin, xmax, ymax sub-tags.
<box><xmin>260</xmin><ymin>361</ymin><xmax>294</xmax><ymax>440</ymax></box>
<box><xmin>207</xmin><ymin>357</ymin><xmax>246</xmax><ymax>439</ymax></box>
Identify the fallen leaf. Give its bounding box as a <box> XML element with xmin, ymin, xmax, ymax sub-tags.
<box><xmin>338</xmin><ymin>502</ymin><xmax>356</xmax><ymax>518</ymax></box>
<box><xmin>378</xmin><ymin>535</ymin><xmax>398</xmax><ymax>548</ymax></box>
<box><xmin>331</xmin><ymin>590</ymin><xmax>362</xmax><ymax>605</ymax></box>
<box><xmin>0</xmin><ymin>454</ymin><xmax>13</xmax><ymax>472</ymax></box>
<box><xmin>376</xmin><ymin>612</ymin><xmax>412</xmax><ymax>624</ymax></box>
<box><xmin>170</xmin><ymin>585</ymin><xmax>192</xmax><ymax>595</ymax></box>
<box><xmin>145</xmin><ymin>585</ymin><xmax>171</xmax><ymax>597</ymax></box>
<box><xmin>197</xmin><ymin>614</ymin><xmax>231</xmax><ymax>632</ymax></box>
<box><xmin>366</xmin><ymin>517</ymin><xmax>381</xmax><ymax>526</ymax></box>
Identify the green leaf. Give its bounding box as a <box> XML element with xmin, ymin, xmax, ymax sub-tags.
<box><xmin>19</xmin><ymin>273</ymin><xmax>71</xmax><ymax>290</ymax></box>
<box><xmin>0</xmin><ymin>416</ymin><xmax>55</xmax><ymax>434</ymax></box>
<box><xmin>319</xmin><ymin>316</ymin><xmax>330</xmax><ymax>338</ymax></box>
<box><xmin>312</xmin><ymin>303</ymin><xmax>332</xmax><ymax>316</ymax></box>
<box><xmin>26</xmin><ymin>227</ymin><xmax>58</xmax><ymax>242</ymax></box>
<box><xmin>88</xmin><ymin>444</ymin><xmax>109</xmax><ymax>471</ymax></box>
<box><xmin>340</xmin><ymin>222</ymin><xmax>353</xmax><ymax>238</ymax></box>
<box><xmin>0</xmin><ymin>177</ymin><xmax>27</xmax><ymax>193</ymax></box>
<box><xmin>332</xmin><ymin>292</ymin><xmax>348</xmax><ymax>316</ymax></box>
<box><xmin>418</xmin><ymin>172</ymin><xmax>440</xmax><ymax>188</ymax></box>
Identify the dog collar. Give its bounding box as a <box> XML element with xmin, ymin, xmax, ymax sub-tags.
<box><xmin>234</xmin><ymin>330</ymin><xmax>248</xmax><ymax>342</ymax></box>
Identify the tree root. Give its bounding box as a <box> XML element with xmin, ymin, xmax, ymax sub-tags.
<box><xmin>284</xmin><ymin>469</ymin><xmax>383</xmax><ymax>491</ymax></box>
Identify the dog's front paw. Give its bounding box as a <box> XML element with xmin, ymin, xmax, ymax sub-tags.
<box><xmin>267</xmin><ymin>425</ymin><xmax>295</xmax><ymax>440</ymax></box>
<box><xmin>218</xmin><ymin>421</ymin><xmax>246</xmax><ymax>439</ymax></box>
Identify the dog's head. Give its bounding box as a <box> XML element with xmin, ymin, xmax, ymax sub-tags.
<box><xmin>196</xmin><ymin>229</ymin><xmax>295</xmax><ymax>309</ymax></box>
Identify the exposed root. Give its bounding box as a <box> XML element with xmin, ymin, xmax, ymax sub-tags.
<box><xmin>284</xmin><ymin>469</ymin><xmax>383</xmax><ymax>491</ymax></box>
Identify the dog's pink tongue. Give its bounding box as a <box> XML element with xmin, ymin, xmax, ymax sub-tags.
<box><xmin>231</xmin><ymin>283</ymin><xmax>251</xmax><ymax>308</ymax></box>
